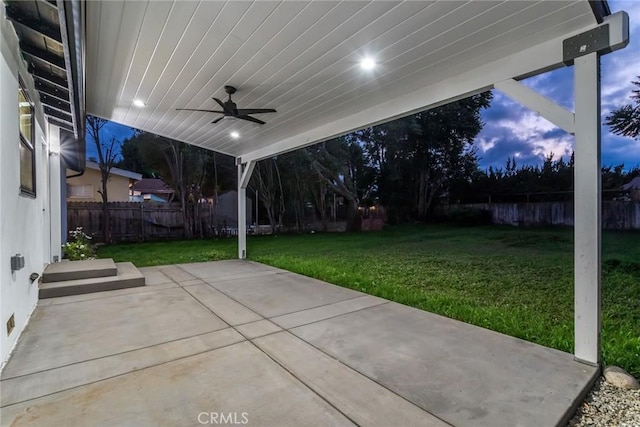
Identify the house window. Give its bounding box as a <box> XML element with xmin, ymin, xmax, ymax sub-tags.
<box><xmin>19</xmin><ymin>82</ymin><xmax>35</xmax><ymax>196</ymax></box>
<box><xmin>67</xmin><ymin>184</ymin><xmax>93</xmax><ymax>199</ymax></box>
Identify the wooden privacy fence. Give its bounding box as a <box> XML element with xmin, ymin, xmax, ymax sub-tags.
<box><xmin>67</xmin><ymin>202</ymin><xmax>240</xmax><ymax>242</ymax></box>
<box><xmin>436</xmin><ymin>201</ymin><xmax>640</xmax><ymax>230</ymax></box>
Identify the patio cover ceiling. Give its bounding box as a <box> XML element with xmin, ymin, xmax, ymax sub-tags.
<box><xmin>86</xmin><ymin>0</ymin><xmax>610</xmax><ymax>162</ymax></box>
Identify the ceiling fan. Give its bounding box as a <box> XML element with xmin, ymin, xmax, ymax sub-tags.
<box><xmin>176</xmin><ymin>85</ymin><xmax>276</xmax><ymax>125</ymax></box>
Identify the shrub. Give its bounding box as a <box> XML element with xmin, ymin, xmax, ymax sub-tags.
<box><xmin>62</xmin><ymin>227</ymin><xmax>96</xmax><ymax>260</ymax></box>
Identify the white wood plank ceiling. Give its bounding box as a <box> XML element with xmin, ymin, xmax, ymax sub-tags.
<box><xmin>86</xmin><ymin>1</ymin><xmax>600</xmax><ymax>160</ymax></box>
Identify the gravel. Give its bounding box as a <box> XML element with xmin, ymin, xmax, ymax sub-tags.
<box><xmin>567</xmin><ymin>376</ymin><xmax>640</xmax><ymax>427</ymax></box>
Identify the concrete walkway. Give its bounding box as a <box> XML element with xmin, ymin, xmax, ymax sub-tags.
<box><xmin>0</xmin><ymin>261</ymin><xmax>597</xmax><ymax>426</ymax></box>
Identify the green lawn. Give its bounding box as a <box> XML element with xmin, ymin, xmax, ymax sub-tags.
<box><xmin>98</xmin><ymin>225</ymin><xmax>640</xmax><ymax>376</ymax></box>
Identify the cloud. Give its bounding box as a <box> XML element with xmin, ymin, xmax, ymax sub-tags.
<box><xmin>521</xmin><ymin>67</ymin><xmax>574</xmax><ymax>110</ymax></box>
<box><xmin>477</xmin><ymin>0</ymin><xmax>640</xmax><ymax>170</ymax></box>
<box><xmin>475</xmin><ymin>113</ymin><xmax>572</xmax><ymax>169</ymax></box>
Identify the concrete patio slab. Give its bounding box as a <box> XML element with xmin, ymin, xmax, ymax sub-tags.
<box><xmin>0</xmin><ymin>260</ymin><xmax>596</xmax><ymax>427</ymax></box>
<box><xmin>178</xmin><ymin>260</ymin><xmax>281</xmax><ymax>282</ymax></box>
<box><xmin>235</xmin><ymin>319</ymin><xmax>282</xmax><ymax>340</ymax></box>
<box><xmin>1</xmin><ymin>287</ymin><xmax>227</xmax><ymax>379</ymax></box>
<box><xmin>157</xmin><ymin>265</ymin><xmax>198</xmax><ymax>282</ymax></box>
<box><xmin>37</xmin><ymin>282</ymin><xmax>178</xmax><ymax>306</ymax></box>
<box><xmin>183</xmin><ymin>284</ymin><xmax>263</xmax><ymax>326</ymax></box>
<box><xmin>177</xmin><ymin>279</ymin><xmax>206</xmax><ymax>287</ymax></box>
<box><xmin>290</xmin><ymin>302</ymin><xmax>598</xmax><ymax>427</ymax></box>
<box><xmin>137</xmin><ymin>267</ymin><xmax>174</xmax><ymax>286</ymax></box>
<box><xmin>209</xmin><ymin>271</ymin><xmax>364</xmax><ymax>318</ymax></box>
<box><xmin>255</xmin><ymin>331</ymin><xmax>448</xmax><ymax>427</ymax></box>
<box><xmin>271</xmin><ymin>294</ymin><xmax>388</xmax><ymax>329</ymax></box>
<box><xmin>1</xmin><ymin>328</ymin><xmax>244</xmax><ymax>407</ymax></box>
<box><xmin>1</xmin><ymin>342</ymin><xmax>353</xmax><ymax>427</ymax></box>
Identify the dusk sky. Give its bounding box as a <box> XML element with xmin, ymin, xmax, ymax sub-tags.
<box><xmin>88</xmin><ymin>1</ymin><xmax>640</xmax><ymax>171</ymax></box>
<box><xmin>476</xmin><ymin>0</ymin><xmax>640</xmax><ymax>170</ymax></box>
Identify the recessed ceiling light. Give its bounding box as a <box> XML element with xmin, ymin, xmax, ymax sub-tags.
<box><xmin>133</xmin><ymin>99</ymin><xmax>146</xmax><ymax>107</ymax></box>
<box><xmin>230</xmin><ymin>131</ymin><xmax>240</xmax><ymax>139</ymax></box>
<box><xmin>360</xmin><ymin>57</ymin><xmax>376</xmax><ymax>70</ymax></box>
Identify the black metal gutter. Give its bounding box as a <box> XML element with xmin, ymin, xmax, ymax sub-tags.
<box><xmin>589</xmin><ymin>0</ymin><xmax>612</xmax><ymax>24</ymax></box>
<box><xmin>56</xmin><ymin>0</ymin><xmax>85</xmax><ymax>174</ymax></box>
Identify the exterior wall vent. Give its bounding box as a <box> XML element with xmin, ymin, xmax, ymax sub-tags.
<box><xmin>6</xmin><ymin>314</ymin><xmax>15</xmax><ymax>336</ymax></box>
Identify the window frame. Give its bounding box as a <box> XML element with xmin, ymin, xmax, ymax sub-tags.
<box><xmin>19</xmin><ymin>78</ymin><xmax>36</xmax><ymax>197</ymax></box>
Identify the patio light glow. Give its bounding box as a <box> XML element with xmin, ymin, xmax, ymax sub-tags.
<box><xmin>360</xmin><ymin>57</ymin><xmax>376</xmax><ymax>70</ymax></box>
<box><xmin>230</xmin><ymin>131</ymin><xmax>240</xmax><ymax>139</ymax></box>
<box><xmin>133</xmin><ymin>99</ymin><xmax>146</xmax><ymax>107</ymax></box>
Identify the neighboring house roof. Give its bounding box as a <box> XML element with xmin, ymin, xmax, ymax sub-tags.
<box><xmin>86</xmin><ymin>161</ymin><xmax>142</xmax><ymax>181</ymax></box>
<box><xmin>622</xmin><ymin>176</ymin><xmax>640</xmax><ymax>191</ymax></box>
<box><xmin>130</xmin><ymin>194</ymin><xmax>168</xmax><ymax>203</ymax></box>
<box><xmin>132</xmin><ymin>178</ymin><xmax>175</xmax><ymax>194</ymax></box>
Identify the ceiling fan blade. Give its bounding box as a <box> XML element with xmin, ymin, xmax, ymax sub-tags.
<box><xmin>211</xmin><ymin>116</ymin><xmax>225</xmax><ymax>124</ymax></box>
<box><xmin>176</xmin><ymin>108</ymin><xmax>225</xmax><ymax>113</ymax></box>
<box><xmin>236</xmin><ymin>108</ymin><xmax>276</xmax><ymax>115</ymax></box>
<box><xmin>212</xmin><ymin>97</ymin><xmax>228</xmax><ymax>112</ymax></box>
<box><xmin>238</xmin><ymin>115</ymin><xmax>266</xmax><ymax>125</ymax></box>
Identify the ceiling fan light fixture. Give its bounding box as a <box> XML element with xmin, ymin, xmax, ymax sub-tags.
<box><xmin>230</xmin><ymin>131</ymin><xmax>240</xmax><ymax>139</ymax></box>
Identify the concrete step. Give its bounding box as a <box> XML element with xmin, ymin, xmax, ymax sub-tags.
<box><xmin>39</xmin><ymin>262</ymin><xmax>145</xmax><ymax>299</ymax></box>
<box><xmin>42</xmin><ymin>259</ymin><xmax>117</xmax><ymax>283</ymax></box>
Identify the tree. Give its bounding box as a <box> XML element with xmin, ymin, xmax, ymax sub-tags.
<box><xmin>309</xmin><ymin>138</ymin><xmax>373</xmax><ymax>231</ymax></box>
<box><xmin>120</xmin><ymin>131</ymin><xmax>235</xmax><ymax>238</ymax></box>
<box><xmin>359</xmin><ymin>92</ymin><xmax>492</xmax><ymax>220</ymax></box>
<box><xmin>251</xmin><ymin>157</ymin><xmax>285</xmax><ymax>232</ymax></box>
<box><xmin>86</xmin><ymin>116</ymin><xmax>121</xmax><ymax>243</ymax></box>
<box><xmin>118</xmin><ymin>136</ymin><xmax>152</xmax><ymax>176</ymax></box>
<box><xmin>277</xmin><ymin>151</ymin><xmax>309</xmax><ymax>232</ymax></box>
<box><xmin>606</xmin><ymin>76</ymin><xmax>640</xmax><ymax>140</ymax></box>
<box><xmin>454</xmin><ymin>153</ymin><xmax>640</xmax><ymax>204</ymax></box>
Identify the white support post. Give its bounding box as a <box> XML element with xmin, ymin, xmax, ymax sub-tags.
<box><xmin>237</xmin><ymin>163</ymin><xmax>246</xmax><ymax>259</ymax></box>
<box><xmin>237</xmin><ymin>160</ymin><xmax>255</xmax><ymax>259</ymax></box>
<box><xmin>573</xmin><ymin>52</ymin><xmax>601</xmax><ymax>366</ymax></box>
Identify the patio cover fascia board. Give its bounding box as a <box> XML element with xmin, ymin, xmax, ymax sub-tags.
<box><xmin>238</xmin><ymin>11</ymin><xmax>628</xmax><ymax>165</ymax></box>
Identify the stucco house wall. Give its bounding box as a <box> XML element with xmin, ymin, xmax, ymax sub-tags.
<box><xmin>0</xmin><ymin>10</ymin><xmax>62</xmax><ymax>366</ymax></box>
